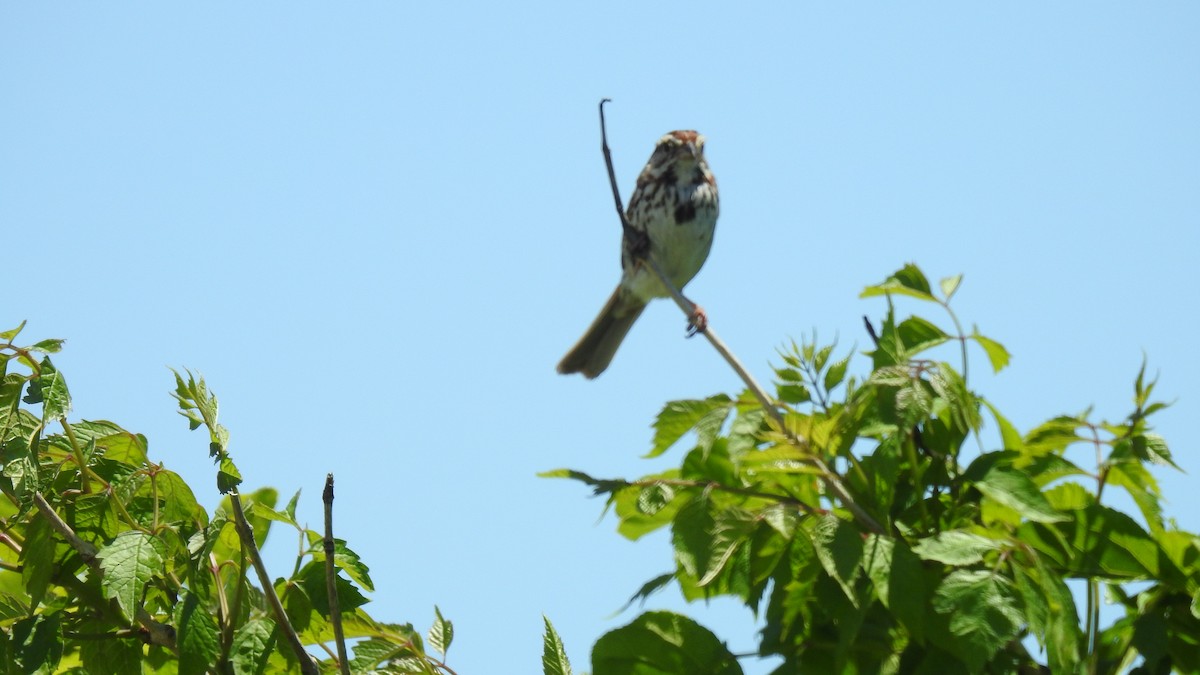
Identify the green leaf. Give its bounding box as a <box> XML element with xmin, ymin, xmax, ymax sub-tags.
<box><xmin>1024</xmin><ymin>415</ymin><xmax>1085</xmax><ymax>455</ymax></box>
<box><xmin>932</xmin><ymin>570</ymin><xmax>1023</xmax><ymax>671</ymax></box>
<box><xmin>20</xmin><ymin>513</ymin><xmax>54</xmax><ymax>610</ymax></box>
<box><xmin>913</xmin><ymin>531</ymin><xmax>1002</xmax><ymax>565</ymax></box>
<box><xmin>429</xmin><ymin>605</ymin><xmax>453</xmax><ymax>657</ymax></box>
<box><xmin>700</xmin><ymin>507</ymin><xmax>757</xmax><ymax>586</ymax></box>
<box><xmin>1106</xmin><ymin>460</ymin><xmax>1164</xmax><ymax>534</ymax></box>
<box><xmin>591</xmin><ymin>611</ymin><xmax>742</xmax><ymax>675</ymax></box>
<box><xmin>1019</xmin><ymin>489</ymin><xmax>1163</xmax><ymax>579</ymax></box>
<box><xmin>12</xmin><ymin>613</ymin><xmax>63</xmax><ymax>675</ymax></box>
<box><xmin>297</xmin><ymin>560</ymin><xmax>369</xmax><ymax>614</ymax></box>
<box><xmin>24</xmin><ymin>356</ymin><xmax>71</xmax><ymax>422</ymax></box>
<box><xmin>981</xmin><ymin>400</ymin><xmax>1023</xmax><ymax>452</ymax></box>
<box><xmin>861</xmin><ymin>263</ymin><xmax>937</xmax><ymax>302</ymax></box>
<box><xmin>97</xmin><ymin>530</ymin><xmax>166</xmax><ymax>622</ymax></box>
<box><xmin>217</xmin><ymin>456</ymin><xmax>243</xmax><ymax>494</ymax></box>
<box><xmin>175</xmin><ymin>592</ymin><xmax>221</xmax><ymax>675</ymax></box>
<box><xmin>150</xmin><ymin>468</ymin><xmax>206</xmax><ymax>525</ymax></box>
<box><xmin>29</xmin><ymin>339</ymin><xmax>64</xmax><ymax>354</ymax></box>
<box><xmin>1025</xmin><ymin>557</ymin><xmax>1082</xmax><ymax>672</ymax></box>
<box><xmin>93</xmin><ymin>431</ymin><xmax>149</xmax><ymax>466</ymax></box>
<box><xmin>350</xmin><ymin>636</ymin><xmax>424</xmax><ymax>671</ymax></box>
<box><xmin>964</xmin><ymin>458</ymin><xmax>1067</xmax><ymax>523</ymax></box>
<box><xmin>0</xmin><ymin>321</ymin><xmax>26</xmax><ymax>341</ymax></box>
<box><xmin>813</xmin><ymin>344</ymin><xmax>834</xmax><ymax>373</ymax></box>
<box><xmin>649</xmin><ymin>395</ymin><xmax>732</xmax><ymax>458</ymax></box>
<box><xmin>939</xmin><ymin>274</ymin><xmax>963</xmax><ymax>300</ymax></box>
<box><xmin>862</xmin><ymin>535</ymin><xmax>926</xmax><ymax>642</ymax></box>
<box><xmin>80</xmin><ymin>633</ymin><xmax>141</xmax><ymax>675</ymax></box>
<box><xmin>622</xmin><ymin>573</ymin><xmax>675</xmax><ymax>611</ymax></box>
<box><xmin>230</xmin><ymin>617</ymin><xmax>275</xmax><ymax>675</ymax></box>
<box><xmin>809</xmin><ymin>515</ymin><xmax>863</xmax><ymax>606</ymax></box>
<box><xmin>672</xmin><ymin>495</ymin><xmax>718</xmax><ymax>582</ymax></box>
<box><xmin>896</xmin><ymin>316</ymin><xmax>949</xmax><ymax>356</ymax></box>
<box><xmin>969</xmin><ymin>329</ymin><xmax>1010</xmax><ymax>373</ymax></box>
<box><xmin>614</xmin><ymin>474</ymin><xmax>688</xmax><ymax>540</ymax></box>
<box><xmin>542</xmin><ymin>616</ymin><xmax>573</xmax><ymax>675</ymax></box>
<box><xmin>307</xmin><ymin>534</ymin><xmax>375</xmax><ymax>592</ymax></box>
<box><xmin>776</xmin><ymin>383</ymin><xmax>810</xmax><ymax>404</ymax></box>
<box><xmin>824</xmin><ymin>353</ymin><xmax>850</xmax><ymax>392</ymax></box>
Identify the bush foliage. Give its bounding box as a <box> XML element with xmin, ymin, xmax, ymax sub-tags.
<box><xmin>546</xmin><ymin>264</ymin><xmax>1198</xmax><ymax>674</ymax></box>
<box><xmin>0</xmin><ymin>322</ymin><xmax>453</xmax><ymax>674</ymax></box>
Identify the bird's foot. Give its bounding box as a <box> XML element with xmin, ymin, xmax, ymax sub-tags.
<box><xmin>686</xmin><ymin>304</ymin><xmax>707</xmax><ymax>337</ymax></box>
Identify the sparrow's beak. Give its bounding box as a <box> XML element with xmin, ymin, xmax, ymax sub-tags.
<box><xmin>684</xmin><ymin>142</ymin><xmax>700</xmax><ymax>161</ymax></box>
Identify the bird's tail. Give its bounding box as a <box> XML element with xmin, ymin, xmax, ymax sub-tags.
<box><xmin>557</xmin><ymin>288</ymin><xmax>646</xmax><ymax>378</ymax></box>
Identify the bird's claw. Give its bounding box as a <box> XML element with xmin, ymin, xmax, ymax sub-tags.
<box><xmin>686</xmin><ymin>305</ymin><xmax>708</xmax><ymax>338</ymax></box>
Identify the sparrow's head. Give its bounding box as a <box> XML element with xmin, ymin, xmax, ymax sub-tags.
<box><xmin>652</xmin><ymin>130</ymin><xmax>707</xmax><ymax>168</ymax></box>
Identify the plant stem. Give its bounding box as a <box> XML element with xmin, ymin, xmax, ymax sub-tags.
<box><xmin>228</xmin><ymin>491</ymin><xmax>319</xmax><ymax>675</ymax></box>
<box><xmin>323</xmin><ymin>474</ymin><xmax>351</xmax><ymax>675</ymax></box>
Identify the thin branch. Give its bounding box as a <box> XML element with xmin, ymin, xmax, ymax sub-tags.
<box><xmin>323</xmin><ymin>474</ymin><xmax>350</xmax><ymax>675</ymax></box>
<box><xmin>598</xmin><ymin>100</ymin><xmax>883</xmax><ymax>535</ymax></box>
<box><xmin>228</xmin><ymin>491</ymin><xmax>319</xmax><ymax>675</ymax></box>
<box><xmin>598</xmin><ymin>99</ymin><xmax>640</xmax><ymax>244</ymax></box>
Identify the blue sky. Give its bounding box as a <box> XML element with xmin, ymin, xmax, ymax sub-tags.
<box><xmin>2</xmin><ymin>4</ymin><xmax>1197</xmax><ymax>673</ymax></box>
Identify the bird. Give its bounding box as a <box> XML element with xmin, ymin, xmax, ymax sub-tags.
<box><xmin>557</xmin><ymin>130</ymin><xmax>719</xmax><ymax>378</ymax></box>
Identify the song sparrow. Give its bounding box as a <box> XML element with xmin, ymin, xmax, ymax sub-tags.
<box><xmin>557</xmin><ymin>130</ymin><xmax>719</xmax><ymax>378</ymax></box>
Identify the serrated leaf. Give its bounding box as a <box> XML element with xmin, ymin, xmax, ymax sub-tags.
<box><xmin>649</xmin><ymin>395</ymin><xmax>732</xmax><ymax>458</ymax></box>
<box><xmin>217</xmin><ymin>456</ymin><xmax>242</xmax><ymax>494</ymax></box>
<box><xmin>25</xmin><ymin>356</ymin><xmax>70</xmax><ymax>421</ymax></box>
<box><xmin>1106</xmin><ymin>461</ymin><xmax>1164</xmax><ymax>534</ymax></box>
<box><xmin>862</xmin><ymin>535</ymin><xmax>925</xmax><ymax>642</ymax></box>
<box><xmin>809</xmin><ymin>515</ymin><xmax>863</xmax><ymax>606</ymax></box>
<box><xmin>230</xmin><ymin>617</ymin><xmax>275</xmax><ymax>675</ymax></box>
<box><xmin>542</xmin><ymin>616</ymin><xmax>573</xmax><ymax>675</ymax></box>
<box><xmin>298</xmin><ymin>560</ymin><xmax>369</xmax><ymax>615</ymax></box>
<box><xmin>29</xmin><ymin>339</ymin><xmax>64</xmax><ymax>354</ymax></box>
<box><xmin>176</xmin><ymin>592</ymin><xmax>221</xmax><ymax>675</ymax></box>
<box><xmin>912</xmin><ymin>530</ymin><xmax>1002</xmax><ymax>565</ymax></box>
<box><xmin>97</xmin><ymin>531</ymin><xmax>165</xmax><ymax>622</ymax></box>
<box><xmin>966</xmin><ymin>460</ymin><xmax>1067</xmax><ymax>524</ymax></box>
<box><xmin>20</xmin><ymin>514</ymin><xmax>54</xmax><ymax>610</ymax></box>
<box><xmin>314</xmin><ymin>538</ymin><xmax>375</xmax><ymax>592</ymax></box>
<box><xmin>824</xmin><ymin>353</ymin><xmax>850</xmax><ymax>392</ymax></box>
<box><xmin>932</xmin><ymin>570</ymin><xmax>1023</xmax><ymax>671</ymax></box>
<box><xmin>775</xmin><ymin>367</ymin><xmax>802</xmax><ymax>382</ymax></box>
<box><xmin>861</xmin><ymin>263</ymin><xmax>936</xmax><ymax>302</ymax></box>
<box><xmin>429</xmin><ymin>605</ymin><xmax>453</xmax><ymax>656</ymax></box>
<box><xmin>814</xmin><ymin>344</ymin><xmax>834</xmax><ymax>373</ymax></box>
<box><xmin>776</xmin><ymin>383</ymin><xmax>810</xmax><ymax>404</ymax></box>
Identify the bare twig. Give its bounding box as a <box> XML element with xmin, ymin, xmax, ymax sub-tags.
<box><xmin>32</xmin><ymin>492</ymin><xmax>178</xmax><ymax>651</ymax></box>
<box><xmin>323</xmin><ymin>474</ymin><xmax>350</xmax><ymax>675</ymax></box>
<box><xmin>597</xmin><ymin>100</ymin><xmax>883</xmax><ymax>535</ymax></box>
<box><xmin>228</xmin><ymin>492</ymin><xmax>319</xmax><ymax>675</ymax></box>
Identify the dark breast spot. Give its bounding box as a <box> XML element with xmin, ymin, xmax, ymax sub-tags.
<box><xmin>674</xmin><ymin>202</ymin><xmax>696</xmax><ymax>224</ymax></box>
